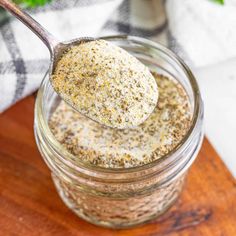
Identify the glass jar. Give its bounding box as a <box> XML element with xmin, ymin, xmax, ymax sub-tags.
<box><xmin>34</xmin><ymin>35</ymin><xmax>204</xmax><ymax>228</ymax></box>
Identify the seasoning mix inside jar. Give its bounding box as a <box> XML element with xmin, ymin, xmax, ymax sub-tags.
<box><xmin>34</xmin><ymin>36</ymin><xmax>204</xmax><ymax>228</ymax></box>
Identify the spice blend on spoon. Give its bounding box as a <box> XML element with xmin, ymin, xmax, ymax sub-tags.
<box><xmin>51</xmin><ymin>40</ymin><xmax>158</xmax><ymax>129</ymax></box>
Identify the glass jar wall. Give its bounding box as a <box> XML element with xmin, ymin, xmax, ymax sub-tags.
<box><xmin>34</xmin><ymin>36</ymin><xmax>204</xmax><ymax>228</ymax></box>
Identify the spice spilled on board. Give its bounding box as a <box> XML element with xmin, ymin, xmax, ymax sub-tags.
<box><xmin>51</xmin><ymin>40</ymin><xmax>158</xmax><ymax>129</ymax></box>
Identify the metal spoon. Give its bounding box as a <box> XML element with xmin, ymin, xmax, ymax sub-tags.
<box><xmin>0</xmin><ymin>0</ymin><xmax>158</xmax><ymax>129</ymax></box>
<box><xmin>0</xmin><ymin>0</ymin><xmax>93</xmax><ymax>75</ymax></box>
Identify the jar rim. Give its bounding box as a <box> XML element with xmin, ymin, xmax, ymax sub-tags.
<box><xmin>35</xmin><ymin>35</ymin><xmax>203</xmax><ymax>175</ymax></box>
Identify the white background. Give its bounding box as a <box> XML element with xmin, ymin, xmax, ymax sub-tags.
<box><xmin>195</xmin><ymin>58</ymin><xmax>236</xmax><ymax>177</ymax></box>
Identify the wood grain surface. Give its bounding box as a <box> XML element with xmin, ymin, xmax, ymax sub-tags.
<box><xmin>0</xmin><ymin>95</ymin><xmax>236</xmax><ymax>236</ymax></box>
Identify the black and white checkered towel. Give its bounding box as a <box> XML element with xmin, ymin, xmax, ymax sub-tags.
<box><xmin>1</xmin><ymin>0</ymin><xmax>236</xmax><ymax>112</ymax></box>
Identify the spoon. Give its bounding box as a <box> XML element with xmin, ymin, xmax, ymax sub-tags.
<box><xmin>0</xmin><ymin>0</ymin><xmax>93</xmax><ymax>78</ymax></box>
<box><xmin>0</xmin><ymin>0</ymin><xmax>158</xmax><ymax>129</ymax></box>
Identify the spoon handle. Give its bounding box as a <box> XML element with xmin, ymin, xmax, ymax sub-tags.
<box><xmin>0</xmin><ymin>0</ymin><xmax>59</xmax><ymax>54</ymax></box>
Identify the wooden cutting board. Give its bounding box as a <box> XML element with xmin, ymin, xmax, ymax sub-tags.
<box><xmin>0</xmin><ymin>95</ymin><xmax>236</xmax><ymax>236</ymax></box>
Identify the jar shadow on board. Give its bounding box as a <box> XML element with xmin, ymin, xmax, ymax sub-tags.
<box><xmin>34</xmin><ymin>35</ymin><xmax>204</xmax><ymax>229</ymax></box>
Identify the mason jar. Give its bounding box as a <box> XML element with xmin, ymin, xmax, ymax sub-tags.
<box><xmin>34</xmin><ymin>35</ymin><xmax>204</xmax><ymax>228</ymax></box>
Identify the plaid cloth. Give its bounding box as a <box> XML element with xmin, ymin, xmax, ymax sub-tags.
<box><xmin>0</xmin><ymin>0</ymin><xmax>236</xmax><ymax>112</ymax></box>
